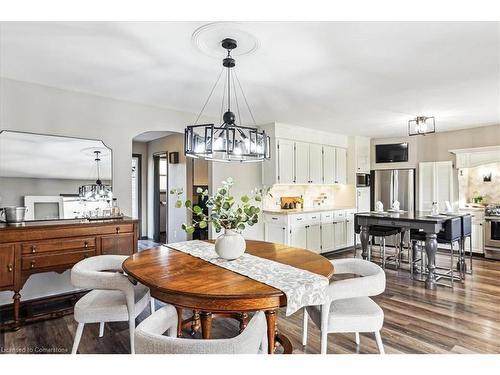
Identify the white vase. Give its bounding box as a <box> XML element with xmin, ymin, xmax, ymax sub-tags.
<box><xmin>215</xmin><ymin>229</ymin><xmax>246</xmax><ymax>260</ymax></box>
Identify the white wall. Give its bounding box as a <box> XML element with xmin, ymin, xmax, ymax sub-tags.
<box><xmin>0</xmin><ymin>78</ymin><xmax>215</xmax><ymax>305</ymax></box>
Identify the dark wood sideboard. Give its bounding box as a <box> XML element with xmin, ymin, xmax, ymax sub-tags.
<box><xmin>0</xmin><ymin>217</ymin><xmax>138</xmax><ymax>328</ymax></box>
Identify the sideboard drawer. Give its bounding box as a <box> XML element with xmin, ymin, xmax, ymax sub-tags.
<box><xmin>98</xmin><ymin>224</ymin><xmax>134</xmax><ymax>235</ymax></box>
<box><xmin>22</xmin><ymin>249</ymin><xmax>96</xmax><ymax>271</ymax></box>
<box><xmin>101</xmin><ymin>233</ymin><xmax>135</xmax><ymax>255</ymax></box>
<box><xmin>21</xmin><ymin>237</ymin><xmax>96</xmax><ymax>255</ymax></box>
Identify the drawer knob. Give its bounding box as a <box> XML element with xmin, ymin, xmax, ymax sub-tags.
<box><xmin>116</xmin><ymin>227</ymin><xmax>121</xmax><ymax>234</ymax></box>
<box><xmin>30</xmin><ymin>260</ymin><xmax>36</xmax><ymax>269</ymax></box>
<box><xmin>84</xmin><ymin>241</ymin><xmax>88</xmax><ymax>248</ymax></box>
<box><xmin>31</xmin><ymin>245</ymin><xmax>37</xmax><ymax>253</ymax></box>
<box><xmin>7</xmin><ymin>264</ymin><xmax>13</xmax><ymax>272</ymax></box>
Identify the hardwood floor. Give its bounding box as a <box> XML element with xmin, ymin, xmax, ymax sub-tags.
<box><xmin>1</xmin><ymin>251</ymin><xmax>500</xmax><ymax>354</ymax></box>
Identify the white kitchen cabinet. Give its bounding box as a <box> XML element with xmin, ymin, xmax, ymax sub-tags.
<box><xmin>355</xmin><ymin>136</ymin><xmax>371</xmax><ymax>173</ymax></box>
<box><xmin>464</xmin><ymin>221</ymin><xmax>484</xmax><ymax>254</ymax></box>
<box><xmin>418</xmin><ymin>161</ymin><xmax>453</xmax><ymax>211</ymax></box>
<box><xmin>356</xmin><ymin>187</ymin><xmax>371</xmax><ymax>212</ymax></box>
<box><xmin>294</xmin><ymin>141</ymin><xmax>310</xmax><ymax>184</ymax></box>
<box><xmin>277</xmin><ymin>139</ymin><xmax>295</xmax><ymax>184</ymax></box>
<box><xmin>264</xmin><ymin>223</ymin><xmax>288</xmax><ymax>245</ymax></box>
<box><xmin>322</xmin><ymin>146</ymin><xmax>336</xmax><ymax>184</ymax></box>
<box><xmin>309</xmin><ymin>143</ymin><xmax>323</xmax><ymax>184</ymax></box>
<box><xmin>334</xmin><ymin>221</ymin><xmax>346</xmax><ymax>249</ymax></box>
<box><xmin>321</xmin><ymin>222</ymin><xmax>335</xmax><ymax>253</ymax></box>
<box><xmin>345</xmin><ymin>211</ymin><xmax>355</xmax><ymax>247</ymax></box>
<box><xmin>306</xmin><ymin>224</ymin><xmax>322</xmax><ymax>253</ymax></box>
<box><xmin>335</xmin><ymin>148</ymin><xmax>347</xmax><ymax>184</ymax></box>
<box><xmin>290</xmin><ymin>225</ymin><xmax>307</xmax><ymax>249</ymax></box>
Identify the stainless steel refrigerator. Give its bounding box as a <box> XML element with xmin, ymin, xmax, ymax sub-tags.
<box><xmin>370</xmin><ymin>169</ymin><xmax>416</xmax><ymax>212</ymax></box>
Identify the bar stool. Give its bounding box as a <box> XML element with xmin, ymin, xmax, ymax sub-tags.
<box><xmin>458</xmin><ymin>215</ymin><xmax>472</xmax><ymax>278</ymax></box>
<box><xmin>410</xmin><ymin>217</ymin><xmax>463</xmax><ymax>288</ymax></box>
<box><xmin>368</xmin><ymin>226</ymin><xmax>402</xmax><ymax>269</ymax></box>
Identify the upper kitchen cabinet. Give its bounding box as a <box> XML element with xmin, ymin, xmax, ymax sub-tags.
<box><xmin>355</xmin><ymin>136</ymin><xmax>371</xmax><ymax>173</ymax></box>
<box><xmin>263</xmin><ymin>138</ymin><xmax>347</xmax><ymax>185</ymax></box>
<box><xmin>418</xmin><ymin>161</ymin><xmax>454</xmax><ymax>211</ymax></box>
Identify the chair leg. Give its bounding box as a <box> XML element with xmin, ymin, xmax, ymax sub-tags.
<box><xmin>374</xmin><ymin>331</ymin><xmax>385</xmax><ymax>354</ymax></box>
<box><xmin>469</xmin><ymin>236</ymin><xmax>473</xmax><ymax>273</ymax></box>
<box><xmin>129</xmin><ymin>318</ymin><xmax>135</xmax><ymax>354</ymax></box>
<box><xmin>302</xmin><ymin>308</ymin><xmax>308</xmax><ymax>346</ymax></box>
<box><xmin>71</xmin><ymin>323</ymin><xmax>85</xmax><ymax>354</ymax></box>
<box><xmin>450</xmin><ymin>241</ymin><xmax>454</xmax><ymax>289</ymax></box>
<box><xmin>355</xmin><ymin>332</ymin><xmax>360</xmax><ymax>346</ymax></box>
<box><xmin>382</xmin><ymin>237</ymin><xmax>386</xmax><ymax>269</ymax></box>
<box><xmin>320</xmin><ymin>302</ymin><xmax>330</xmax><ymax>355</ymax></box>
<box><xmin>150</xmin><ymin>297</ymin><xmax>155</xmax><ymax>314</ymax></box>
<box><xmin>99</xmin><ymin>322</ymin><xmax>105</xmax><ymax>338</ymax></box>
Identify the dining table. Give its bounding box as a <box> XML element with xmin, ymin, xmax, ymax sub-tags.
<box><xmin>355</xmin><ymin>211</ymin><xmax>470</xmax><ymax>290</ymax></box>
<box><xmin>122</xmin><ymin>239</ymin><xmax>334</xmax><ymax>354</ymax></box>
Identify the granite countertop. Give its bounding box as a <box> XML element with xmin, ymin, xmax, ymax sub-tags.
<box><xmin>263</xmin><ymin>206</ymin><xmax>356</xmax><ymax>215</ymax></box>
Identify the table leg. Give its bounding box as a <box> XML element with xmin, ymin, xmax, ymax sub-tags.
<box><xmin>425</xmin><ymin>233</ymin><xmax>438</xmax><ymax>290</ymax></box>
<box><xmin>200</xmin><ymin>312</ymin><xmax>212</xmax><ymax>339</ymax></box>
<box><xmin>265</xmin><ymin>310</ymin><xmax>277</xmax><ymax>354</ymax></box>
<box><xmin>175</xmin><ymin>306</ymin><xmax>183</xmax><ymax>337</ymax></box>
<box><xmin>239</xmin><ymin>312</ymin><xmax>249</xmax><ymax>333</ymax></box>
<box><xmin>190</xmin><ymin>310</ymin><xmax>201</xmax><ymax>336</ymax></box>
<box><xmin>360</xmin><ymin>225</ymin><xmax>370</xmax><ymax>260</ymax></box>
<box><xmin>13</xmin><ymin>290</ymin><xmax>21</xmax><ymax>330</ymax></box>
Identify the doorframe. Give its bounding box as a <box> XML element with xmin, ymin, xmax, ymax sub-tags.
<box><xmin>132</xmin><ymin>153</ymin><xmax>143</xmax><ymax>239</ymax></box>
<box><xmin>153</xmin><ymin>152</ymin><xmax>168</xmax><ymax>243</ymax></box>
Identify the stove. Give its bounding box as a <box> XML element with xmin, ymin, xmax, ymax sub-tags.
<box><xmin>484</xmin><ymin>204</ymin><xmax>500</xmax><ymax>260</ymax></box>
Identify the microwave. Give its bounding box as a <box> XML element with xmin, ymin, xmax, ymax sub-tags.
<box><xmin>356</xmin><ymin>173</ymin><xmax>371</xmax><ymax>187</ymax></box>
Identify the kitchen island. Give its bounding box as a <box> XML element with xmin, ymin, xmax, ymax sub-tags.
<box><xmin>355</xmin><ymin>211</ymin><xmax>470</xmax><ymax>290</ymax></box>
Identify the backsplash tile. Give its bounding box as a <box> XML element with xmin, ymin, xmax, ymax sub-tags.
<box><xmin>264</xmin><ymin>185</ymin><xmax>340</xmax><ymax>209</ymax></box>
<box><xmin>458</xmin><ymin>162</ymin><xmax>500</xmax><ymax>205</ymax></box>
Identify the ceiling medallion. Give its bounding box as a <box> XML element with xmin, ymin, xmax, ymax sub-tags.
<box><xmin>184</xmin><ymin>38</ymin><xmax>270</xmax><ymax>163</ymax></box>
<box><xmin>408</xmin><ymin>116</ymin><xmax>436</xmax><ymax>136</ymax></box>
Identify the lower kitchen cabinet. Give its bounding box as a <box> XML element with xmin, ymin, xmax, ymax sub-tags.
<box><xmin>290</xmin><ymin>225</ymin><xmax>307</xmax><ymax>249</ymax></box>
<box><xmin>264</xmin><ymin>223</ymin><xmax>288</xmax><ymax>245</ymax></box>
<box><xmin>0</xmin><ymin>244</ymin><xmax>15</xmax><ymax>288</ymax></box>
<box><xmin>320</xmin><ymin>222</ymin><xmax>335</xmax><ymax>253</ymax></box>
<box><xmin>306</xmin><ymin>224</ymin><xmax>321</xmax><ymax>253</ymax></box>
<box><xmin>464</xmin><ymin>221</ymin><xmax>484</xmax><ymax>254</ymax></box>
<box><xmin>334</xmin><ymin>221</ymin><xmax>346</xmax><ymax>250</ymax></box>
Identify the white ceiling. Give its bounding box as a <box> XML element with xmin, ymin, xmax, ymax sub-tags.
<box><xmin>0</xmin><ymin>22</ymin><xmax>498</xmax><ymax>137</ymax></box>
<box><xmin>133</xmin><ymin>131</ymin><xmax>173</xmax><ymax>142</ymax></box>
<box><xmin>0</xmin><ymin>131</ymin><xmax>112</xmax><ymax>180</ymax></box>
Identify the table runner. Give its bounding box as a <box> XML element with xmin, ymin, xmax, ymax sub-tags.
<box><xmin>165</xmin><ymin>240</ymin><xmax>329</xmax><ymax>316</ymax></box>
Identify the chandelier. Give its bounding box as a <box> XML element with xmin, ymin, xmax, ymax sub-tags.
<box><xmin>184</xmin><ymin>38</ymin><xmax>270</xmax><ymax>162</ymax></box>
<box><xmin>408</xmin><ymin>116</ymin><xmax>435</xmax><ymax>136</ymax></box>
<box><xmin>79</xmin><ymin>150</ymin><xmax>112</xmax><ymax>201</ymax></box>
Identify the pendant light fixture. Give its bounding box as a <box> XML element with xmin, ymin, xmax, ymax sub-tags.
<box><xmin>79</xmin><ymin>150</ymin><xmax>112</xmax><ymax>201</ymax></box>
<box><xmin>408</xmin><ymin>116</ymin><xmax>436</xmax><ymax>136</ymax></box>
<box><xmin>184</xmin><ymin>38</ymin><xmax>270</xmax><ymax>162</ymax></box>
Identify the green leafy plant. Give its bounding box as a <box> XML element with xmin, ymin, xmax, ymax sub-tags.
<box><xmin>170</xmin><ymin>177</ymin><xmax>270</xmax><ymax>235</ymax></box>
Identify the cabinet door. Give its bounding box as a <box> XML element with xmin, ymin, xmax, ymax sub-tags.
<box><xmin>334</xmin><ymin>221</ymin><xmax>346</xmax><ymax>249</ymax></box>
<box><xmin>295</xmin><ymin>142</ymin><xmax>310</xmax><ymax>184</ymax></box>
<box><xmin>467</xmin><ymin>222</ymin><xmax>484</xmax><ymax>254</ymax></box>
<box><xmin>435</xmin><ymin>161</ymin><xmax>453</xmax><ymax>210</ymax></box>
<box><xmin>345</xmin><ymin>217</ymin><xmax>354</xmax><ymax>247</ymax></box>
<box><xmin>322</xmin><ymin>146</ymin><xmax>336</xmax><ymax>184</ymax></box>
<box><xmin>0</xmin><ymin>244</ymin><xmax>15</xmax><ymax>288</ymax></box>
<box><xmin>418</xmin><ymin>162</ymin><xmax>435</xmax><ymax>211</ymax></box>
<box><xmin>356</xmin><ymin>137</ymin><xmax>371</xmax><ymax>173</ymax></box>
<box><xmin>306</xmin><ymin>224</ymin><xmax>321</xmax><ymax>253</ymax></box>
<box><xmin>265</xmin><ymin>223</ymin><xmax>288</xmax><ymax>245</ymax></box>
<box><xmin>335</xmin><ymin>148</ymin><xmax>347</xmax><ymax>184</ymax></box>
<box><xmin>309</xmin><ymin>144</ymin><xmax>323</xmax><ymax>184</ymax></box>
<box><xmin>277</xmin><ymin>139</ymin><xmax>295</xmax><ymax>184</ymax></box>
<box><xmin>321</xmin><ymin>222</ymin><xmax>335</xmax><ymax>253</ymax></box>
<box><xmin>290</xmin><ymin>225</ymin><xmax>307</xmax><ymax>249</ymax></box>
<box><xmin>101</xmin><ymin>233</ymin><xmax>135</xmax><ymax>255</ymax></box>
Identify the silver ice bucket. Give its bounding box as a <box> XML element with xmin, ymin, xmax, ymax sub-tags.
<box><xmin>0</xmin><ymin>206</ymin><xmax>28</xmax><ymax>223</ymax></box>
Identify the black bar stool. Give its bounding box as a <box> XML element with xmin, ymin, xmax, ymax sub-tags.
<box><xmin>458</xmin><ymin>215</ymin><xmax>472</xmax><ymax>277</ymax></box>
<box><xmin>410</xmin><ymin>217</ymin><xmax>463</xmax><ymax>288</ymax></box>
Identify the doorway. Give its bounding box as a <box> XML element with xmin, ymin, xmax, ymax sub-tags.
<box><xmin>131</xmin><ymin>153</ymin><xmax>142</xmax><ymax>239</ymax></box>
<box><xmin>153</xmin><ymin>152</ymin><xmax>168</xmax><ymax>243</ymax></box>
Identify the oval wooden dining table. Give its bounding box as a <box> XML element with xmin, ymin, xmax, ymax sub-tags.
<box><xmin>122</xmin><ymin>240</ymin><xmax>334</xmax><ymax>354</ymax></box>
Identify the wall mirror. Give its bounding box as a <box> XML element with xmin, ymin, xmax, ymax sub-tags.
<box><xmin>0</xmin><ymin>130</ymin><xmax>113</xmax><ymax>221</ymax></box>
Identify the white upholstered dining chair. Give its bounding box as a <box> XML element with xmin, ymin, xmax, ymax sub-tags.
<box><xmin>70</xmin><ymin>255</ymin><xmax>152</xmax><ymax>354</ymax></box>
<box><xmin>135</xmin><ymin>305</ymin><xmax>268</xmax><ymax>354</ymax></box>
<box><xmin>302</xmin><ymin>258</ymin><xmax>386</xmax><ymax>354</ymax></box>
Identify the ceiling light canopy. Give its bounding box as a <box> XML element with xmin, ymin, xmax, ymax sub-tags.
<box><xmin>408</xmin><ymin>116</ymin><xmax>436</xmax><ymax>136</ymax></box>
<box><xmin>184</xmin><ymin>38</ymin><xmax>270</xmax><ymax>163</ymax></box>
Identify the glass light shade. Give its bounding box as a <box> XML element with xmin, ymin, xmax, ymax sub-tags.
<box><xmin>408</xmin><ymin>116</ymin><xmax>435</xmax><ymax>136</ymax></box>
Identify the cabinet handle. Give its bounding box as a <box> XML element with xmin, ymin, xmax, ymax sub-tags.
<box><xmin>31</xmin><ymin>245</ymin><xmax>37</xmax><ymax>253</ymax></box>
<box><xmin>272</xmin><ymin>217</ymin><xmax>278</xmax><ymax>221</ymax></box>
<box><xmin>296</xmin><ymin>218</ymin><xmax>302</xmax><ymax>221</ymax></box>
<box><xmin>84</xmin><ymin>241</ymin><xmax>89</xmax><ymax>248</ymax></box>
<box><xmin>7</xmin><ymin>264</ymin><xmax>13</xmax><ymax>272</ymax></box>
<box><xmin>30</xmin><ymin>260</ymin><xmax>36</xmax><ymax>269</ymax></box>
<box><xmin>116</xmin><ymin>227</ymin><xmax>121</xmax><ymax>234</ymax></box>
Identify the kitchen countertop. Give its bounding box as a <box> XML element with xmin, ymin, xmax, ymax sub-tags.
<box><xmin>263</xmin><ymin>206</ymin><xmax>356</xmax><ymax>215</ymax></box>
